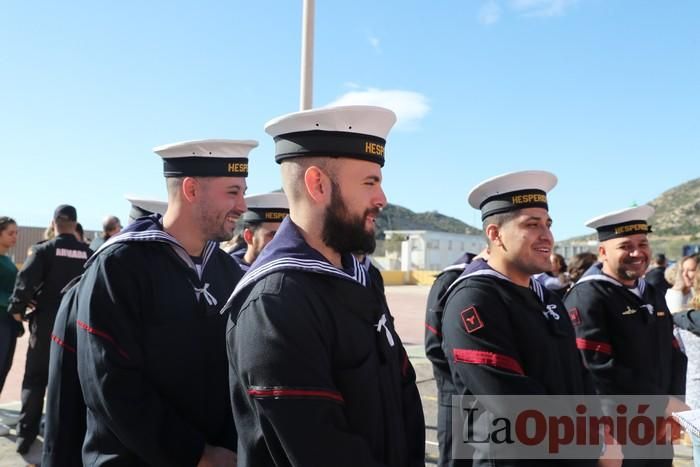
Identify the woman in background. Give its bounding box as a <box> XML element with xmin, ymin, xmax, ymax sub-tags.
<box><xmin>666</xmin><ymin>255</ymin><xmax>698</xmax><ymax>313</ymax></box>
<box><xmin>0</xmin><ymin>217</ymin><xmax>21</xmax><ymax>436</ymax></box>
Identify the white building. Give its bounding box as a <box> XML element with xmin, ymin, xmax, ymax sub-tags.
<box><xmin>381</xmin><ymin>230</ymin><xmax>486</xmax><ymax>271</ymax></box>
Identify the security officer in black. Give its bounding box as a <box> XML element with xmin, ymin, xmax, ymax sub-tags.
<box><xmin>8</xmin><ymin>204</ymin><xmax>92</xmax><ymax>454</ymax></box>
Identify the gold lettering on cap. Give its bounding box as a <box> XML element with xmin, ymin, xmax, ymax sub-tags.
<box><xmin>265</xmin><ymin>212</ymin><xmax>288</xmax><ymax>221</ymax></box>
<box><xmin>364</xmin><ymin>142</ymin><xmax>384</xmax><ymax>157</ymax></box>
<box><xmin>511</xmin><ymin>193</ymin><xmax>547</xmax><ymax>205</ymax></box>
<box><xmin>228</xmin><ymin>162</ymin><xmax>248</xmax><ymax>173</ymax></box>
<box><xmin>614</xmin><ymin>223</ymin><xmax>648</xmax><ymax>235</ymax></box>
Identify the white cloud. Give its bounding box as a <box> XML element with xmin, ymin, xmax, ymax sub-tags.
<box><xmin>478</xmin><ymin>0</ymin><xmax>502</xmax><ymax>25</ymax></box>
<box><xmin>368</xmin><ymin>34</ymin><xmax>381</xmax><ymax>54</ymax></box>
<box><xmin>328</xmin><ymin>87</ymin><xmax>430</xmax><ymax>131</ymax></box>
<box><xmin>509</xmin><ymin>0</ymin><xmax>579</xmax><ymax>17</ymax></box>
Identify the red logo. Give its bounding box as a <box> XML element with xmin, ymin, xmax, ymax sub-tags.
<box><xmin>568</xmin><ymin>307</ymin><xmax>582</xmax><ymax>326</ymax></box>
<box><xmin>461</xmin><ymin>306</ymin><xmax>484</xmax><ymax>334</ymax></box>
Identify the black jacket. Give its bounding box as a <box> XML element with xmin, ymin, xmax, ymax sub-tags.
<box><xmin>441</xmin><ymin>262</ymin><xmax>598</xmax><ymax>467</ymax></box>
<box><xmin>8</xmin><ymin>233</ymin><xmax>91</xmax><ymax>317</ymax></box>
<box><xmin>564</xmin><ymin>264</ymin><xmax>686</xmax><ymax>397</ymax></box>
<box><xmin>225</xmin><ymin>218</ymin><xmax>425</xmax><ymax>467</ymax></box>
<box><xmin>75</xmin><ymin>216</ymin><xmax>242</xmax><ymax>466</ymax></box>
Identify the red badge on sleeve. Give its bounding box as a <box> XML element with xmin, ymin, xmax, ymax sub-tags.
<box><xmin>568</xmin><ymin>307</ymin><xmax>582</xmax><ymax>326</ymax></box>
<box><xmin>461</xmin><ymin>306</ymin><xmax>484</xmax><ymax>334</ymax></box>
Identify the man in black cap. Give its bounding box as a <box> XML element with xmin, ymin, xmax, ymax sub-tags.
<box><xmin>73</xmin><ymin>139</ymin><xmax>254</xmax><ymax>466</ymax></box>
<box><xmin>564</xmin><ymin>205</ymin><xmax>687</xmax><ymax>466</ymax></box>
<box><xmin>7</xmin><ymin>204</ymin><xmax>92</xmax><ymax>454</ymax></box>
<box><xmin>230</xmin><ymin>192</ymin><xmax>289</xmax><ymax>272</ymax></box>
<box><xmin>224</xmin><ymin>105</ymin><xmax>425</xmax><ymax>466</ymax></box>
<box><xmin>440</xmin><ymin>171</ymin><xmax>616</xmax><ymax>466</ymax></box>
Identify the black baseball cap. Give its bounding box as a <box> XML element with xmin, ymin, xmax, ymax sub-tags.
<box><xmin>53</xmin><ymin>204</ymin><xmax>77</xmax><ymax>222</ymax></box>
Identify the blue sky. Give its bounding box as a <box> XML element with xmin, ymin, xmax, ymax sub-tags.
<box><xmin>2</xmin><ymin>0</ymin><xmax>698</xmax><ymax>240</ymax></box>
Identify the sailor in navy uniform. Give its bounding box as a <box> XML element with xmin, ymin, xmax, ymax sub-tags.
<box><xmin>7</xmin><ymin>204</ymin><xmax>93</xmax><ymax>454</ymax></box>
<box><xmin>424</xmin><ymin>251</ymin><xmax>480</xmax><ymax>467</ymax></box>
<box><xmin>74</xmin><ymin>139</ymin><xmax>255</xmax><ymax>466</ymax></box>
<box><xmin>564</xmin><ymin>205</ymin><xmax>687</xmax><ymax>467</ymax></box>
<box><xmin>440</xmin><ymin>171</ymin><xmax>609</xmax><ymax>467</ymax></box>
<box><xmin>42</xmin><ymin>196</ymin><xmax>167</xmax><ymax>466</ymax></box>
<box><xmin>224</xmin><ymin>106</ymin><xmax>425</xmax><ymax>467</ymax></box>
<box><xmin>230</xmin><ymin>192</ymin><xmax>289</xmax><ymax>272</ymax></box>
<box><xmin>125</xmin><ymin>196</ymin><xmax>167</xmax><ymax>224</ymax></box>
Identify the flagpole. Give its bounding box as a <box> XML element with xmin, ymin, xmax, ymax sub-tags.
<box><xmin>299</xmin><ymin>0</ymin><xmax>315</xmax><ymax>110</ymax></box>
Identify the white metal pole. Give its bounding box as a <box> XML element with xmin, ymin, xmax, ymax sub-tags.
<box><xmin>299</xmin><ymin>0</ymin><xmax>315</xmax><ymax>110</ymax></box>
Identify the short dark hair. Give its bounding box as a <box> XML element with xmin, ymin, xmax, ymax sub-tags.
<box><xmin>654</xmin><ymin>253</ymin><xmax>667</xmax><ymax>266</ymax></box>
<box><xmin>0</xmin><ymin>216</ymin><xmax>16</xmax><ymax>234</ymax></box>
<box><xmin>482</xmin><ymin>211</ymin><xmax>518</xmax><ymax>234</ymax></box>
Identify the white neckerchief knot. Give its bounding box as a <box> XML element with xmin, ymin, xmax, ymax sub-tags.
<box><xmin>375</xmin><ymin>314</ymin><xmax>395</xmax><ymax>347</ymax></box>
<box><xmin>194</xmin><ymin>282</ymin><xmax>218</xmax><ymax>306</ymax></box>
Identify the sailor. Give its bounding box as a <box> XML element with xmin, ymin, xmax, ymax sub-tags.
<box><xmin>440</xmin><ymin>171</ymin><xmax>613</xmax><ymax>466</ymax></box>
<box><xmin>42</xmin><ymin>195</ymin><xmax>166</xmax><ymax>466</ymax></box>
<box><xmin>564</xmin><ymin>205</ymin><xmax>687</xmax><ymax>466</ymax></box>
<box><xmin>125</xmin><ymin>195</ymin><xmax>168</xmax><ymax>224</ymax></box>
<box><xmin>424</xmin><ymin>250</ymin><xmax>481</xmax><ymax>467</ymax></box>
<box><xmin>7</xmin><ymin>204</ymin><xmax>92</xmax><ymax>454</ymax></box>
<box><xmin>74</xmin><ymin>139</ymin><xmax>255</xmax><ymax>466</ymax></box>
<box><xmin>230</xmin><ymin>192</ymin><xmax>289</xmax><ymax>271</ymax></box>
<box><xmin>224</xmin><ymin>105</ymin><xmax>425</xmax><ymax>466</ymax></box>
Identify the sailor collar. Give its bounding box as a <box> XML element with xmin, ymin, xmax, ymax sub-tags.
<box><xmin>223</xmin><ymin>217</ymin><xmax>368</xmax><ymax>311</ymax></box>
<box><xmin>575</xmin><ymin>263</ymin><xmax>647</xmax><ymax>299</ymax></box>
<box><xmin>86</xmin><ymin>214</ymin><xmax>222</xmax><ymax>306</ymax></box>
<box><xmin>445</xmin><ymin>259</ymin><xmax>546</xmax><ymax>304</ymax></box>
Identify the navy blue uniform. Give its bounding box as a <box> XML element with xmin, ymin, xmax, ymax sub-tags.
<box><xmin>7</xmin><ymin>234</ymin><xmax>91</xmax><ymax>443</ymax></box>
<box><xmin>564</xmin><ymin>264</ymin><xmax>687</xmax><ymax>467</ymax></box>
<box><xmin>424</xmin><ymin>254</ymin><xmax>477</xmax><ymax>467</ymax></box>
<box><xmin>225</xmin><ymin>218</ymin><xmax>425</xmax><ymax>467</ymax></box>
<box><xmin>75</xmin><ymin>216</ymin><xmax>242</xmax><ymax>466</ymax></box>
<box><xmin>42</xmin><ymin>277</ymin><xmax>83</xmax><ymax>467</ymax></box>
<box><xmin>230</xmin><ymin>246</ymin><xmax>250</xmax><ymax>272</ymax></box>
<box><xmin>441</xmin><ymin>262</ymin><xmax>598</xmax><ymax>467</ymax></box>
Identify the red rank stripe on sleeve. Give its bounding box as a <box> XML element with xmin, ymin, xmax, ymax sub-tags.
<box><xmin>461</xmin><ymin>306</ymin><xmax>484</xmax><ymax>334</ymax></box>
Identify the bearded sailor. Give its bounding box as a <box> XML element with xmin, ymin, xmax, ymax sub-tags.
<box><xmin>564</xmin><ymin>205</ymin><xmax>687</xmax><ymax>466</ymax></box>
<box><xmin>224</xmin><ymin>105</ymin><xmax>425</xmax><ymax>467</ymax></box>
<box><xmin>73</xmin><ymin>139</ymin><xmax>255</xmax><ymax>466</ymax></box>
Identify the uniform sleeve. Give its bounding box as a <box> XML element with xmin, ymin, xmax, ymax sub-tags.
<box><xmin>231</xmin><ymin>284</ymin><xmax>388</xmax><ymax>467</ymax></box>
<box><xmin>7</xmin><ymin>245</ymin><xmax>45</xmax><ymax>317</ymax></box>
<box><xmin>424</xmin><ymin>273</ymin><xmax>449</xmax><ymax>367</ymax></box>
<box><xmin>441</xmin><ymin>284</ymin><xmax>551</xmax><ymax>415</ymax></box>
<box><xmin>76</xmin><ymin>250</ymin><xmax>206</xmax><ymax>467</ymax></box>
<box><xmin>565</xmin><ymin>285</ymin><xmax>666</xmax><ymax>395</ymax></box>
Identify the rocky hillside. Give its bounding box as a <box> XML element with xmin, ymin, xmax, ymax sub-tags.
<box><xmin>376</xmin><ymin>204</ymin><xmax>481</xmax><ymax>238</ymax></box>
<box><xmin>648</xmin><ymin>177</ymin><xmax>700</xmax><ymax>236</ymax></box>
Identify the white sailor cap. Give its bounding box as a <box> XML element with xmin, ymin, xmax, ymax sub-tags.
<box><xmin>264</xmin><ymin>105</ymin><xmax>397</xmax><ymax>167</ymax></box>
<box><xmin>467</xmin><ymin>170</ymin><xmax>558</xmax><ymax>221</ymax></box>
<box><xmin>125</xmin><ymin>195</ymin><xmax>167</xmax><ymax>223</ymax></box>
<box><xmin>241</xmin><ymin>192</ymin><xmax>290</xmax><ymax>224</ymax></box>
<box><xmin>153</xmin><ymin>139</ymin><xmax>258</xmax><ymax>178</ymax></box>
<box><xmin>585</xmin><ymin>205</ymin><xmax>655</xmax><ymax>241</ymax></box>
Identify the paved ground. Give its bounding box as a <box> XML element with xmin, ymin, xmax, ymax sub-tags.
<box><xmin>0</xmin><ymin>285</ymin><xmax>693</xmax><ymax>465</ymax></box>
